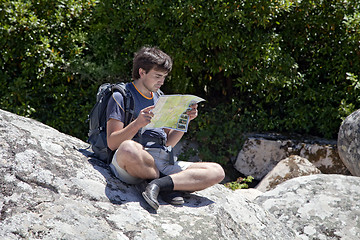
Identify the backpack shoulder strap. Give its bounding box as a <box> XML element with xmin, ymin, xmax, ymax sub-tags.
<box><xmin>156</xmin><ymin>88</ymin><xmax>164</xmax><ymax>97</ymax></box>
<box><xmin>152</xmin><ymin>88</ymin><xmax>163</xmax><ymax>104</ymax></box>
<box><xmin>111</xmin><ymin>83</ymin><xmax>134</xmax><ymax>127</ymax></box>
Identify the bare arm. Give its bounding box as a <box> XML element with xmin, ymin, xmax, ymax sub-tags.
<box><xmin>107</xmin><ymin>105</ymin><xmax>155</xmax><ymax>151</ymax></box>
<box><xmin>165</xmin><ymin>103</ymin><xmax>198</xmax><ymax>147</ymax></box>
<box><xmin>165</xmin><ymin>129</ymin><xmax>184</xmax><ymax>147</ymax></box>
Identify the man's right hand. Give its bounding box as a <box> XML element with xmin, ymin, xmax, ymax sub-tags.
<box><xmin>107</xmin><ymin>105</ymin><xmax>154</xmax><ymax>151</ymax></box>
<box><xmin>135</xmin><ymin>105</ymin><xmax>155</xmax><ymax>128</ymax></box>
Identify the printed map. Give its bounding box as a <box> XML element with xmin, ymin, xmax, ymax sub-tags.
<box><xmin>144</xmin><ymin>94</ymin><xmax>205</xmax><ymax>132</ymax></box>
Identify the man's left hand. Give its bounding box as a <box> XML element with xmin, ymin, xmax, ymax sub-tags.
<box><xmin>187</xmin><ymin>103</ymin><xmax>198</xmax><ymax>121</ymax></box>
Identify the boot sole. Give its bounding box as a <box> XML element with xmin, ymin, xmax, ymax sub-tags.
<box><xmin>169</xmin><ymin>198</ymin><xmax>184</xmax><ymax>205</ymax></box>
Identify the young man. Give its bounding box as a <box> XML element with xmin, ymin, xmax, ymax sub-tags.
<box><xmin>106</xmin><ymin>46</ymin><xmax>225</xmax><ymax>210</ymax></box>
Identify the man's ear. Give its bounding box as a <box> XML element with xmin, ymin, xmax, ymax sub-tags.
<box><xmin>139</xmin><ymin>68</ymin><xmax>146</xmax><ymax>77</ymax></box>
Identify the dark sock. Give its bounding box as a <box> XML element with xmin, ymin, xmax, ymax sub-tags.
<box><xmin>150</xmin><ymin>176</ymin><xmax>174</xmax><ymax>192</ymax></box>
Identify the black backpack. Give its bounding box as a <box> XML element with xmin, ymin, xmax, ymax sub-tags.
<box><xmin>87</xmin><ymin>82</ymin><xmax>134</xmax><ymax>163</ymax></box>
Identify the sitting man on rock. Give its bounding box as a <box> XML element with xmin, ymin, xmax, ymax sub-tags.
<box><xmin>106</xmin><ymin>46</ymin><xmax>225</xmax><ymax>210</ymax></box>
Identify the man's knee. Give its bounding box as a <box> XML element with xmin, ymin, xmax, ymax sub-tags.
<box><xmin>199</xmin><ymin>162</ymin><xmax>225</xmax><ymax>184</ymax></box>
<box><xmin>115</xmin><ymin>140</ymin><xmax>145</xmax><ymax>168</ymax></box>
<box><xmin>116</xmin><ymin>140</ymin><xmax>159</xmax><ymax>179</ymax></box>
<box><xmin>118</xmin><ymin>140</ymin><xmax>142</xmax><ymax>159</ymax></box>
<box><xmin>210</xmin><ymin>163</ymin><xmax>225</xmax><ymax>183</ymax></box>
<box><xmin>188</xmin><ymin>162</ymin><xmax>225</xmax><ymax>184</ymax></box>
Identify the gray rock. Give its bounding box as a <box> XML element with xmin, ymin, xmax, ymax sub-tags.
<box><xmin>235</xmin><ymin>134</ymin><xmax>348</xmax><ymax>180</ymax></box>
<box><xmin>256</xmin><ymin>155</ymin><xmax>321</xmax><ymax>192</ymax></box>
<box><xmin>338</xmin><ymin>108</ymin><xmax>360</xmax><ymax>176</ymax></box>
<box><xmin>256</xmin><ymin>174</ymin><xmax>360</xmax><ymax>240</ymax></box>
<box><xmin>0</xmin><ymin>109</ymin><xmax>296</xmax><ymax>240</ymax></box>
<box><xmin>236</xmin><ymin>188</ymin><xmax>263</xmax><ymax>201</ymax></box>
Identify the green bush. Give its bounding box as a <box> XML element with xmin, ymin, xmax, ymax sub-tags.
<box><xmin>272</xmin><ymin>0</ymin><xmax>360</xmax><ymax>137</ymax></box>
<box><xmin>81</xmin><ymin>0</ymin><xmax>360</xmax><ymax>164</ymax></box>
<box><xmin>1</xmin><ymin>0</ymin><xmax>360</xmax><ymax>167</ymax></box>
<box><xmin>0</xmin><ymin>0</ymin><xmax>97</xmax><ymax>138</ymax></box>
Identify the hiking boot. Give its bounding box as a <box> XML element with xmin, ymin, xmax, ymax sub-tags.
<box><xmin>160</xmin><ymin>191</ymin><xmax>185</xmax><ymax>205</ymax></box>
<box><xmin>142</xmin><ymin>182</ymin><xmax>160</xmax><ymax>210</ymax></box>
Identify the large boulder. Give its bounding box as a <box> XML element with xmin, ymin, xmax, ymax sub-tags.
<box><xmin>0</xmin><ymin>109</ymin><xmax>296</xmax><ymax>240</ymax></box>
<box><xmin>2</xmin><ymin>109</ymin><xmax>360</xmax><ymax>240</ymax></box>
<box><xmin>255</xmin><ymin>174</ymin><xmax>360</xmax><ymax>240</ymax></box>
<box><xmin>234</xmin><ymin>133</ymin><xmax>349</xmax><ymax>180</ymax></box>
<box><xmin>256</xmin><ymin>155</ymin><xmax>321</xmax><ymax>192</ymax></box>
<box><xmin>338</xmin><ymin>108</ymin><xmax>360</xmax><ymax>176</ymax></box>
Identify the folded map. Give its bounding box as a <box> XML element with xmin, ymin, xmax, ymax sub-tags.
<box><xmin>144</xmin><ymin>94</ymin><xmax>205</xmax><ymax>132</ymax></box>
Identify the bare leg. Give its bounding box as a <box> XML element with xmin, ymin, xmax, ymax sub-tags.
<box><xmin>116</xmin><ymin>140</ymin><xmax>159</xmax><ymax>179</ymax></box>
<box><xmin>170</xmin><ymin>162</ymin><xmax>225</xmax><ymax>192</ymax></box>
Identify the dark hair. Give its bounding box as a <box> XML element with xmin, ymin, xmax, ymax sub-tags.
<box><xmin>132</xmin><ymin>46</ymin><xmax>173</xmax><ymax>80</ymax></box>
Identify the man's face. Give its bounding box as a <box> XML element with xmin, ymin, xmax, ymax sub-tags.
<box><xmin>140</xmin><ymin>68</ymin><xmax>168</xmax><ymax>92</ymax></box>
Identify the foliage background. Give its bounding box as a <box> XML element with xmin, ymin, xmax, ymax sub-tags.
<box><xmin>1</xmin><ymin>0</ymin><xmax>360</xmax><ymax>165</ymax></box>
